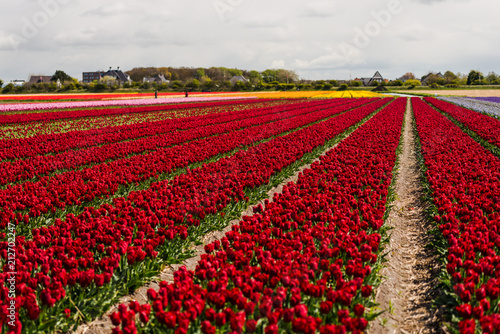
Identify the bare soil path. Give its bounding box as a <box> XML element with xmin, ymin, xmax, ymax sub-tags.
<box><xmin>370</xmin><ymin>100</ymin><xmax>442</xmax><ymax>333</ymax></box>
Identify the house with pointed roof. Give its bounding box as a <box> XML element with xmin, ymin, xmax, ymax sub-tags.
<box><xmin>27</xmin><ymin>75</ymin><xmax>61</xmax><ymax>88</ymax></box>
<box><xmin>230</xmin><ymin>76</ymin><xmax>249</xmax><ymax>86</ymax></box>
<box><xmin>421</xmin><ymin>72</ymin><xmax>444</xmax><ymax>86</ymax></box>
<box><xmin>27</xmin><ymin>75</ymin><xmax>53</xmax><ymax>84</ymax></box>
<box><xmin>82</xmin><ymin>67</ymin><xmax>131</xmax><ymax>84</ymax></box>
<box><xmin>359</xmin><ymin>71</ymin><xmax>384</xmax><ymax>86</ymax></box>
<box><xmin>143</xmin><ymin>74</ymin><xmax>169</xmax><ymax>85</ymax></box>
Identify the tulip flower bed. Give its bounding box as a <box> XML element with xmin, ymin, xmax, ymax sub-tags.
<box><xmin>0</xmin><ymin>100</ymin><xmax>289</xmax><ymax>140</ymax></box>
<box><xmin>438</xmin><ymin>97</ymin><xmax>500</xmax><ymax>119</ymax></box>
<box><xmin>0</xmin><ymin>98</ymin><xmax>331</xmax><ymax>159</ymax></box>
<box><xmin>110</xmin><ymin>97</ymin><xmax>406</xmax><ymax>334</ymax></box>
<box><xmin>472</xmin><ymin>97</ymin><xmax>500</xmax><ymax>104</ymax></box>
<box><xmin>0</xmin><ymin>98</ymin><xmax>373</xmax><ymax>234</ymax></box>
<box><xmin>0</xmin><ymin>92</ymin><xmax>225</xmax><ymax>103</ymax></box>
<box><xmin>424</xmin><ymin>97</ymin><xmax>500</xmax><ymax>150</ymax></box>
<box><xmin>0</xmin><ymin>99</ymin><xmax>266</xmax><ymax>125</ymax></box>
<box><xmin>0</xmin><ymin>96</ymin><xmax>255</xmax><ymax>113</ymax></box>
<box><xmin>0</xmin><ymin>99</ymin><xmax>330</xmax><ymax>183</ymax></box>
<box><xmin>412</xmin><ymin>97</ymin><xmax>500</xmax><ymax>333</ymax></box>
<box><xmin>0</xmin><ymin>98</ymin><xmax>392</xmax><ymax>333</ymax></box>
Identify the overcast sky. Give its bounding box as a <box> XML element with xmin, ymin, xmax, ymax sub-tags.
<box><xmin>0</xmin><ymin>0</ymin><xmax>498</xmax><ymax>82</ymax></box>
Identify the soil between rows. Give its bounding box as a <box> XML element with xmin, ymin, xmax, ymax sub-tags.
<box><xmin>369</xmin><ymin>100</ymin><xmax>442</xmax><ymax>334</ymax></box>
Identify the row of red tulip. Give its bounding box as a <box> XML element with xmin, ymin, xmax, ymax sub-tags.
<box><xmin>0</xmin><ymin>99</ymin><xmax>263</xmax><ymax>125</ymax></box>
<box><xmin>424</xmin><ymin>97</ymin><xmax>500</xmax><ymax>149</ymax></box>
<box><xmin>0</xmin><ymin>98</ymin><xmax>392</xmax><ymax>333</ymax></box>
<box><xmin>0</xmin><ymin>99</ymin><xmax>353</xmax><ymax>182</ymax></box>
<box><xmin>110</xmin><ymin>97</ymin><xmax>406</xmax><ymax>334</ymax></box>
<box><xmin>412</xmin><ymin>97</ymin><xmax>500</xmax><ymax>333</ymax></box>
<box><xmin>0</xmin><ymin>100</ymin><xmax>287</xmax><ymax>145</ymax></box>
<box><xmin>0</xmin><ymin>99</ymin><xmax>287</xmax><ymax>156</ymax></box>
<box><xmin>0</xmin><ymin>99</ymin><xmax>377</xmax><ymax>230</ymax></box>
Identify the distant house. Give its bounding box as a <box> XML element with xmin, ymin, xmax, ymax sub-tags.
<box><xmin>27</xmin><ymin>75</ymin><xmax>52</xmax><ymax>84</ymax></box>
<box><xmin>143</xmin><ymin>74</ymin><xmax>169</xmax><ymax>85</ymax></box>
<box><xmin>10</xmin><ymin>79</ymin><xmax>25</xmax><ymax>86</ymax></box>
<box><xmin>82</xmin><ymin>67</ymin><xmax>132</xmax><ymax>84</ymax></box>
<box><xmin>397</xmin><ymin>73</ymin><xmax>414</xmax><ymax>83</ymax></box>
<box><xmin>82</xmin><ymin>71</ymin><xmax>103</xmax><ymax>83</ymax></box>
<box><xmin>27</xmin><ymin>75</ymin><xmax>61</xmax><ymax>87</ymax></box>
<box><xmin>230</xmin><ymin>76</ymin><xmax>249</xmax><ymax>86</ymax></box>
<box><xmin>421</xmin><ymin>72</ymin><xmax>444</xmax><ymax>85</ymax></box>
<box><xmin>359</xmin><ymin>71</ymin><xmax>384</xmax><ymax>86</ymax></box>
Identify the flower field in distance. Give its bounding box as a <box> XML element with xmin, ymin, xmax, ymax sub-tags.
<box><xmin>1</xmin><ymin>95</ymin><xmax>500</xmax><ymax>333</ymax></box>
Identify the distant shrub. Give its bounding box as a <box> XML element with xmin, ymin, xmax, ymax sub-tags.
<box><xmin>338</xmin><ymin>84</ymin><xmax>348</xmax><ymax>91</ymax></box>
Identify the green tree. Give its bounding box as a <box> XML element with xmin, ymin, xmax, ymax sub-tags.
<box><xmin>467</xmin><ymin>70</ymin><xmax>484</xmax><ymax>85</ymax></box>
<box><xmin>186</xmin><ymin>79</ymin><xmax>200</xmax><ymax>91</ymax></box>
<box><xmin>51</xmin><ymin>70</ymin><xmax>73</xmax><ymax>83</ymax></box>
<box><xmin>261</xmin><ymin>69</ymin><xmax>278</xmax><ymax>83</ymax></box>
<box><xmin>2</xmin><ymin>83</ymin><xmax>15</xmax><ymax>94</ymax></box>
<box><xmin>0</xmin><ymin>79</ymin><xmax>3</xmax><ymax>88</ymax></box>
<box><xmin>350</xmin><ymin>80</ymin><xmax>362</xmax><ymax>87</ymax></box>
<box><xmin>444</xmin><ymin>71</ymin><xmax>458</xmax><ymax>84</ymax></box>
<box><xmin>248</xmin><ymin>70</ymin><xmax>262</xmax><ymax>84</ymax></box>
<box><xmin>337</xmin><ymin>84</ymin><xmax>348</xmax><ymax>91</ymax></box>
<box><xmin>227</xmin><ymin>68</ymin><xmax>243</xmax><ymax>77</ymax></box>
<box><xmin>329</xmin><ymin>80</ymin><xmax>338</xmax><ymax>87</ymax></box>
<box><xmin>276</xmin><ymin>69</ymin><xmax>298</xmax><ymax>83</ymax></box>
<box><xmin>196</xmin><ymin>68</ymin><xmax>205</xmax><ymax>79</ymax></box>
<box><xmin>405</xmin><ymin>79</ymin><xmax>421</xmax><ymax>88</ymax></box>
<box><xmin>486</xmin><ymin>72</ymin><xmax>499</xmax><ymax>84</ymax></box>
<box><xmin>65</xmin><ymin>82</ymin><xmax>77</xmax><ymax>91</ymax></box>
<box><xmin>171</xmin><ymin>81</ymin><xmax>184</xmax><ymax>91</ymax></box>
<box><xmin>389</xmin><ymin>80</ymin><xmax>403</xmax><ymax>86</ymax></box>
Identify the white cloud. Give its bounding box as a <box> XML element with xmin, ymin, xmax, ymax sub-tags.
<box><xmin>0</xmin><ymin>0</ymin><xmax>498</xmax><ymax>82</ymax></box>
<box><xmin>300</xmin><ymin>1</ymin><xmax>337</xmax><ymax>18</ymax></box>
<box><xmin>270</xmin><ymin>60</ymin><xmax>285</xmax><ymax>68</ymax></box>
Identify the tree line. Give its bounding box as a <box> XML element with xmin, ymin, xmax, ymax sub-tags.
<box><xmin>1</xmin><ymin>68</ymin><xmax>499</xmax><ymax>94</ymax></box>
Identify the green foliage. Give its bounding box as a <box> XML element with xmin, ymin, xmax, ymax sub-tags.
<box><xmin>338</xmin><ymin>83</ymin><xmax>348</xmax><ymax>91</ymax></box>
<box><xmin>0</xmin><ymin>78</ymin><xmax>3</xmax><ymax>88</ymax></box>
<box><xmin>404</xmin><ymin>79</ymin><xmax>421</xmax><ymax>88</ymax></box>
<box><xmin>2</xmin><ymin>83</ymin><xmax>14</xmax><ymax>94</ymax></box>
<box><xmin>389</xmin><ymin>80</ymin><xmax>403</xmax><ymax>86</ymax></box>
<box><xmin>126</xmin><ymin>67</ymin><xmax>171</xmax><ymax>82</ymax></box>
<box><xmin>467</xmin><ymin>70</ymin><xmax>484</xmax><ymax>85</ymax></box>
<box><xmin>323</xmin><ymin>83</ymin><xmax>333</xmax><ymax>90</ymax></box>
<box><xmin>486</xmin><ymin>71</ymin><xmax>499</xmax><ymax>84</ymax></box>
<box><xmin>171</xmin><ymin>81</ymin><xmax>183</xmax><ymax>90</ymax></box>
<box><xmin>196</xmin><ymin>68</ymin><xmax>205</xmax><ymax>79</ymax></box>
<box><xmin>248</xmin><ymin>70</ymin><xmax>262</xmax><ymax>83</ymax></box>
<box><xmin>51</xmin><ymin>70</ymin><xmax>73</xmax><ymax>83</ymax></box>
<box><xmin>350</xmin><ymin>80</ymin><xmax>362</xmax><ymax>87</ymax></box>
<box><xmin>261</xmin><ymin>69</ymin><xmax>278</xmax><ymax>83</ymax></box>
<box><xmin>444</xmin><ymin>71</ymin><xmax>458</xmax><ymax>84</ymax></box>
<box><xmin>329</xmin><ymin>80</ymin><xmax>338</xmax><ymax>87</ymax></box>
<box><xmin>186</xmin><ymin>79</ymin><xmax>200</xmax><ymax>91</ymax></box>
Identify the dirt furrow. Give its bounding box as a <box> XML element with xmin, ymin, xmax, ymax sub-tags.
<box><xmin>370</xmin><ymin>99</ymin><xmax>441</xmax><ymax>333</ymax></box>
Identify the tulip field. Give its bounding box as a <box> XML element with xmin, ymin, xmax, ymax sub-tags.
<box><xmin>1</xmin><ymin>95</ymin><xmax>500</xmax><ymax>333</ymax></box>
